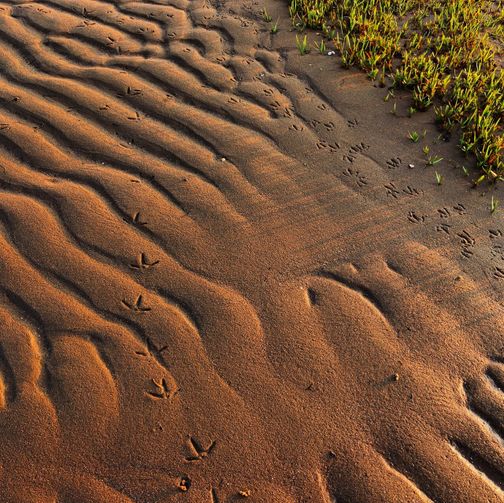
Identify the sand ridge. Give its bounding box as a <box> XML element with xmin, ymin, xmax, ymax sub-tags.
<box><xmin>0</xmin><ymin>0</ymin><xmax>502</xmax><ymax>501</ymax></box>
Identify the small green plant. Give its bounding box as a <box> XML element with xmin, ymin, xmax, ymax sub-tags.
<box><xmin>435</xmin><ymin>171</ymin><xmax>444</xmax><ymax>185</ymax></box>
<box><xmin>271</xmin><ymin>18</ymin><xmax>279</xmax><ymax>34</ymax></box>
<box><xmin>491</xmin><ymin>195</ymin><xmax>499</xmax><ymax>214</ymax></box>
<box><xmin>296</xmin><ymin>34</ymin><xmax>309</xmax><ymax>55</ymax></box>
<box><xmin>314</xmin><ymin>39</ymin><xmax>326</xmax><ymax>54</ymax></box>
<box><xmin>422</xmin><ymin>145</ymin><xmax>430</xmax><ymax>155</ymax></box>
<box><xmin>262</xmin><ymin>7</ymin><xmax>272</xmax><ymax>22</ymax></box>
<box><xmin>408</xmin><ymin>131</ymin><xmax>420</xmax><ymax>143</ymax></box>
<box><xmin>427</xmin><ymin>155</ymin><xmax>443</xmax><ymax>166</ymax></box>
<box><xmin>473</xmin><ymin>174</ymin><xmax>486</xmax><ymax>186</ymax></box>
<box><xmin>461</xmin><ymin>165</ymin><xmax>469</xmax><ymax>177</ymax></box>
<box><xmin>407</xmin><ymin>106</ymin><xmax>416</xmax><ymax>117</ymax></box>
<box><xmin>378</xmin><ymin>68</ymin><xmax>386</xmax><ymax>87</ymax></box>
<box><xmin>368</xmin><ymin>68</ymin><xmax>379</xmax><ymax>80</ymax></box>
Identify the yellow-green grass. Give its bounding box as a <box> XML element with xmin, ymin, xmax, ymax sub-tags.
<box><xmin>288</xmin><ymin>0</ymin><xmax>503</xmax><ymax>182</ymax></box>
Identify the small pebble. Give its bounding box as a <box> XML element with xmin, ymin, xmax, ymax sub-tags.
<box><xmin>408</xmin><ymin>163</ymin><xmax>414</xmax><ymax>168</ymax></box>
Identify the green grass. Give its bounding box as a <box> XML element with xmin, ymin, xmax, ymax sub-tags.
<box><xmin>426</xmin><ymin>154</ymin><xmax>443</xmax><ymax>166</ymax></box>
<box><xmin>288</xmin><ymin>0</ymin><xmax>503</xmax><ymax>183</ymax></box>
<box><xmin>296</xmin><ymin>34</ymin><xmax>310</xmax><ymax>54</ymax></box>
<box><xmin>491</xmin><ymin>194</ymin><xmax>500</xmax><ymax>213</ymax></box>
<box><xmin>408</xmin><ymin>130</ymin><xmax>420</xmax><ymax>142</ymax></box>
<box><xmin>314</xmin><ymin>38</ymin><xmax>327</xmax><ymax>54</ymax></box>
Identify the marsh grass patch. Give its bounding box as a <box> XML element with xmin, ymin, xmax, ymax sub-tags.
<box><xmin>288</xmin><ymin>0</ymin><xmax>503</xmax><ymax>182</ymax></box>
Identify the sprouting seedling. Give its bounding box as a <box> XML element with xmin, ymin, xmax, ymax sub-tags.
<box><xmin>422</xmin><ymin>145</ymin><xmax>430</xmax><ymax>155</ymax></box>
<box><xmin>368</xmin><ymin>68</ymin><xmax>379</xmax><ymax>80</ymax></box>
<box><xmin>296</xmin><ymin>34</ymin><xmax>309</xmax><ymax>55</ymax></box>
<box><xmin>262</xmin><ymin>7</ymin><xmax>272</xmax><ymax>22</ymax></box>
<box><xmin>435</xmin><ymin>171</ymin><xmax>444</xmax><ymax>185</ymax></box>
<box><xmin>379</xmin><ymin>68</ymin><xmax>386</xmax><ymax>87</ymax></box>
<box><xmin>384</xmin><ymin>90</ymin><xmax>395</xmax><ymax>102</ymax></box>
<box><xmin>491</xmin><ymin>196</ymin><xmax>499</xmax><ymax>214</ymax></box>
<box><xmin>314</xmin><ymin>39</ymin><xmax>326</xmax><ymax>54</ymax></box>
<box><xmin>408</xmin><ymin>131</ymin><xmax>420</xmax><ymax>142</ymax></box>
<box><xmin>391</xmin><ymin>102</ymin><xmax>397</xmax><ymax>115</ymax></box>
<box><xmin>271</xmin><ymin>18</ymin><xmax>279</xmax><ymax>33</ymax></box>
<box><xmin>407</xmin><ymin>106</ymin><xmax>416</xmax><ymax>117</ymax></box>
<box><xmin>427</xmin><ymin>155</ymin><xmax>443</xmax><ymax>166</ymax></box>
<box><xmin>473</xmin><ymin>174</ymin><xmax>486</xmax><ymax>186</ymax></box>
<box><xmin>461</xmin><ymin>165</ymin><xmax>469</xmax><ymax>176</ymax></box>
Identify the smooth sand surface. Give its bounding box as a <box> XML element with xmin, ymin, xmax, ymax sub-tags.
<box><xmin>0</xmin><ymin>0</ymin><xmax>503</xmax><ymax>501</ymax></box>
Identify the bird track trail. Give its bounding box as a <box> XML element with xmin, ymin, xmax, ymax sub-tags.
<box><xmin>0</xmin><ymin>0</ymin><xmax>503</xmax><ymax>501</ymax></box>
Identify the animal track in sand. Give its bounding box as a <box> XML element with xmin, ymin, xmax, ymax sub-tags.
<box><xmin>0</xmin><ymin>0</ymin><xmax>502</xmax><ymax>501</ymax></box>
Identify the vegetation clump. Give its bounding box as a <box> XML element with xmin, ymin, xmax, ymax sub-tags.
<box><xmin>288</xmin><ymin>0</ymin><xmax>504</xmax><ymax>182</ymax></box>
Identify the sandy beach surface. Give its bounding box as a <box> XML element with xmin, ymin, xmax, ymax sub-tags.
<box><xmin>0</xmin><ymin>0</ymin><xmax>503</xmax><ymax>501</ymax></box>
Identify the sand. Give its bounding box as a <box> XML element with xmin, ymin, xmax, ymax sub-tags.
<box><xmin>0</xmin><ymin>0</ymin><xmax>502</xmax><ymax>501</ymax></box>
